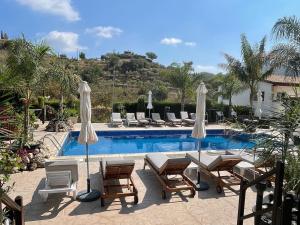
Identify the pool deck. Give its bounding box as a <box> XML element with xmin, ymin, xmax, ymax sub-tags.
<box><xmin>9</xmin><ymin>159</ymin><xmax>259</xmax><ymax>225</ymax></box>
<box><xmin>5</xmin><ymin>122</ymin><xmax>264</xmax><ymax>224</ymax></box>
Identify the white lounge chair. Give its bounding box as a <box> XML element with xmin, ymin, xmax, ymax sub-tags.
<box><xmin>111</xmin><ymin>113</ymin><xmax>123</xmax><ymax>127</ymax></box>
<box><xmin>151</xmin><ymin>113</ymin><xmax>165</xmax><ymax>126</ymax></box>
<box><xmin>136</xmin><ymin>112</ymin><xmax>150</xmax><ymax>126</ymax></box>
<box><xmin>38</xmin><ymin>160</ymin><xmax>79</xmax><ymax>202</ymax></box>
<box><xmin>180</xmin><ymin>111</ymin><xmax>195</xmax><ymax>125</ymax></box>
<box><xmin>166</xmin><ymin>112</ymin><xmax>182</xmax><ymax>126</ymax></box>
<box><xmin>216</xmin><ymin>111</ymin><xmax>224</xmax><ymax>123</ymax></box>
<box><xmin>190</xmin><ymin>112</ymin><xmax>208</xmax><ymax>124</ymax></box>
<box><xmin>126</xmin><ymin>113</ymin><xmax>138</xmax><ymax>127</ymax></box>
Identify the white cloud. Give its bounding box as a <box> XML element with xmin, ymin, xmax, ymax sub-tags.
<box><xmin>85</xmin><ymin>26</ymin><xmax>122</xmax><ymax>39</ymax></box>
<box><xmin>42</xmin><ymin>31</ymin><xmax>86</xmax><ymax>53</ymax></box>
<box><xmin>16</xmin><ymin>0</ymin><xmax>80</xmax><ymax>21</ymax></box>
<box><xmin>184</xmin><ymin>42</ymin><xmax>196</xmax><ymax>47</ymax></box>
<box><xmin>160</xmin><ymin>37</ymin><xmax>182</xmax><ymax>46</ymax></box>
<box><xmin>194</xmin><ymin>65</ymin><xmax>223</xmax><ymax>74</ymax></box>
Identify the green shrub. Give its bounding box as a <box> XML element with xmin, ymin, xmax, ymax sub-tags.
<box><xmin>64</xmin><ymin>108</ymin><xmax>79</xmax><ymax>117</ymax></box>
<box><xmin>47</xmin><ymin>99</ymin><xmax>60</xmax><ymax>110</ymax></box>
<box><xmin>233</xmin><ymin>105</ymin><xmax>251</xmax><ymax>116</ymax></box>
<box><xmin>136</xmin><ymin>96</ymin><xmax>146</xmax><ymax>112</ymax></box>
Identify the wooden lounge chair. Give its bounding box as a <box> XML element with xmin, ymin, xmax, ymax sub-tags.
<box><xmin>38</xmin><ymin>160</ymin><xmax>79</xmax><ymax>202</ymax></box>
<box><xmin>143</xmin><ymin>153</ymin><xmax>195</xmax><ymax>199</ymax></box>
<box><xmin>180</xmin><ymin>111</ymin><xmax>195</xmax><ymax>125</ymax></box>
<box><xmin>186</xmin><ymin>152</ymin><xmax>242</xmax><ymax>193</ymax></box>
<box><xmin>100</xmin><ymin>158</ymin><xmax>138</xmax><ymax>206</ymax></box>
<box><xmin>151</xmin><ymin>113</ymin><xmax>165</xmax><ymax>126</ymax></box>
<box><xmin>126</xmin><ymin>113</ymin><xmax>138</xmax><ymax>127</ymax></box>
<box><xmin>166</xmin><ymin>112</ymin><xmax>182</xmax><ymax>126</ymax></box>
<box><xmin>228</xmin><ymin>150</ymin><xmax>275</xmax><ymax>186</ymax></box>
<box><xmin>111</xmin><ymin>113</ymin><xmax>123</xmax><ymax>127</ymax></box>
<box><xmin>136</xmin><ymin>112</ymin><xmax>150</xmax><ymax>126</ymax></box>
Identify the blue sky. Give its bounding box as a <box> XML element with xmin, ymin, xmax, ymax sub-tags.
<box><xmin>1</xmin><ymin>0</ymin><xmax>300</xmax><ymax>73</ymax></box>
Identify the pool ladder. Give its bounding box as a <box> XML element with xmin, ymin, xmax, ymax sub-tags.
<box><xmin>41</xmin><ymin>134</ymin><xmax>62</xmax><ymax>152</ymax></box>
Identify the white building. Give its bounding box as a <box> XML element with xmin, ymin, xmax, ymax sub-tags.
<box><xmin>219</xmin><ymin>75</ymin><xmax>300</xmax><ymax>117</ymax></box>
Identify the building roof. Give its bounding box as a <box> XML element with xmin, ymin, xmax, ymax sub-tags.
<box><xmin>265</xmin><ymin>75</ymin><xmax>300</xmax><ymax>85</ymax></box>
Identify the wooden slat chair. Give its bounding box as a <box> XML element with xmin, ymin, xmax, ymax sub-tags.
<box><xmin>100</xmin><ymin>158</ymin><xmax>138</xmax><ymax>206</ymax></box>
<box><xmin>228</xmin><ymin>150</ymin><xmax>276</xmax><ymax>186</ymax></box>
<box><xmin>144</xmin><ymin>153</ymin><xmax>195</xmax><ymax>199</ymax></box>
<box><xmin>186</xmin><ymin>152</ymin><xmax>242</xmax><ymax>193</ymax></box>
<box><xmin>38</xmin><ymin>160</ymin><xmax>79</xmax><ymax>202</ymax></box>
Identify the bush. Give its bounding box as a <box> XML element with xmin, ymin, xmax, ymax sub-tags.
<box><xmin>47</xmin><ymin>99</ymin><xmax>60</xmax><ymax>110</ymax></box>
<box><xmin>92</xmin><ymin>105</ymin><xmax>111</xmax><ymax>122</ymax></box>
<box><xmin>64</xmin><ymin>108</ymin><xmax>79</xmax><ymax>117</ymax></box>
<box><xmin>136</xmin><ymin>96</ymin><xmax>146</xmax><ymax>112</ymax></box>
<box><xmin>233</xmin><ymin>105</ymin><xmax>251</xmax><ymax>116</ymax></box>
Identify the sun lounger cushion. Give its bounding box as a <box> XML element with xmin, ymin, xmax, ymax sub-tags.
<box><xmin>146</xmin><ymin>153</ymin><xmax>169</xmax><ymax>173</ymax></box>
<box><xmin>225</xmin><ymin>150</ymin><xmax>267</xmax><ymax>167</ymax></box>
<box><xmin>46</xmin><ymin>171</ymin><xmax>72</xmax><ymax>188</ymax></box>
<box><xmin>233</xmin><ymin>161</ymin><xmax>256</xmax><ymax>181</ymax></box>
<box><xmin>101</xmin><ymin>158</ymin><xmax>135</xmax><ymax>179</ymax></box>
<box><xmin>45</xmin><ymin>160</ymin><xmax>79</xmax><ymax>183</ymax></box>
<box><xmin>186</xmin><ymin>152</ymin><xmax>241</xmax><ymax>171</ymax></box>
<box><xmin>146</xmin><ymin>153</ymin><xmax>190</xmax><ymax>175</ymax></box>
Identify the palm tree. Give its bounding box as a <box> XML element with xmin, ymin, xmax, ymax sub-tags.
<box><xmin>222</xmin><ymin>34</ymin><xmax>273</xmax><ymax>114</ymax></box>
<box><xmin>271</xmin><ymin>16</ymin><xmax>300</xmax><ymax>77</ymax></box>
<box><xmin>2</xmin><ymin>37</ymin><xmax>51</xmax><ymax>142</ymax></box>
<box><xmin>164</xmin><ymin>62</ymin><xmax>200</xmax><ymax>111</ymax></box>
<box><xmin>46</xmin><ymin>57</ymin><xmax>80</xmax><ymax>115</ymax></box>
<box><xmin>218</xmin><ymin>73</ymin><xmax>244</xmax><ymax>111</ymax></box>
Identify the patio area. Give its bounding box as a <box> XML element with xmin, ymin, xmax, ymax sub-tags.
<box><xmin>8</xmin><ymin>158</ymin><xmax>258</xmax><ymax>225</ymax></box>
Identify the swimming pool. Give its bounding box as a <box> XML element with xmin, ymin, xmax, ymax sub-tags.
<box><xmin>59</xmin><ymin>129</ymin><xmax>256</xmax><ymax>156</ymax></box>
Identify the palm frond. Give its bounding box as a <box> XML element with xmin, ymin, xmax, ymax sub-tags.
<box><xmin>272</xmin><ymin>16</ymin><xmax>300</xmax><ymax>44</ymax></box>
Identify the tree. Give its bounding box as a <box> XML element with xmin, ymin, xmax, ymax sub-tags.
<box><xmin>163</xmin><ymin>62</ymin><xmax>200</xmax><ymax>111</ymax></box>
<box><xmin>146</xmin><ymin>52</ymin><xmax>157</xmax><ymax>61</ymax></box>
<box><xmin>2</xmin><ymin>37</ymin><xmax>50</xmax><ymax>143</ymax></box>
<box><xmin>222</xmin><ymin>34</ymin><xmax>273</xmax><ymax>114</ymax></box>
<box><xmin>271</xmin><ymin>16</ymin><xmax>300</xmax><ymax>77</ymax></box>
<box><xmin>152</xmin><ymin>83</ymin><xmax>168</xmax><ymax>101</ymax></box>
<box><xmin>46</xmin><ymin>57</ymin><xmax>80</xmax><ymax>115</ymax></box>
<box><xmin>218</xmin><ymin>73</ymin><xmax>244</xmax><ymax>110</ymax></box>
<box><xmin>79</xmin><ymin>52</ymin><xmax>86</xmax><ymax>60</ymax></box>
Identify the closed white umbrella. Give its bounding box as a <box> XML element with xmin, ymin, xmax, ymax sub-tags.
<box><xmin>76</xmin><ymin>81</ymin><xmax>100</xmax><ymax>202</ymax></box>
<box><xmin>147</xmin><ymin>90</ymin><xmax>153</xmax><ymax>118</ymax></box>
<box><xmin>255</xmin><ymin>90</ymin><xmax>263</xmax><ymax>119</ymax></box>
<box><xmin>192</xmin><ymin>82</ymin><xmax>209</xmax><ymax>191</ymax></box>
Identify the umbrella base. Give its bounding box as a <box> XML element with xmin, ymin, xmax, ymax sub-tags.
<box><xmin>195</xmin><ymin>181</ymin><xmax>209</xmax><ymax>191</ymax></box>
<box><xmin>76</xmin><ymin>189</ymin><xmax>101</xmax><ymax>202</ymax></box>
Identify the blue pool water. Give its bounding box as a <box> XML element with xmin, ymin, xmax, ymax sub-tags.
<box><xmin>60</xmin><ymin>129</ymin><xmax>256</xmax><ymax>156</ymax></box>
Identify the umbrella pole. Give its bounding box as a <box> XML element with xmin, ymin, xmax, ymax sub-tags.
<box><xmin>195</xmin><ymin>139</ymin><xmax>209</xmax><ymax>191</ymax></box>
<box><xmin>76</xmin><ymin>143</ymin><xmax>101</xmax><ymax>202</ymax></box>
<box><xmin>86</xmin><ymin>143</ymin><xmax>90</xmax><ymax>193</ymax></box>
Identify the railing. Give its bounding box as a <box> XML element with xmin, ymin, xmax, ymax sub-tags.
<box><xmin>0</xmin><ymin>194</ymin><xmax>24</xmax><ymax>225</ymax></box>
<box><xmin>41</xmin><ymin>133</ymin><xmax>62</xmax><ymax>152</ymax></box>
<box><xmin>237</xmin><ymin>161</ymin><xmax>299</xmax><ymax>225</ymax></box>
